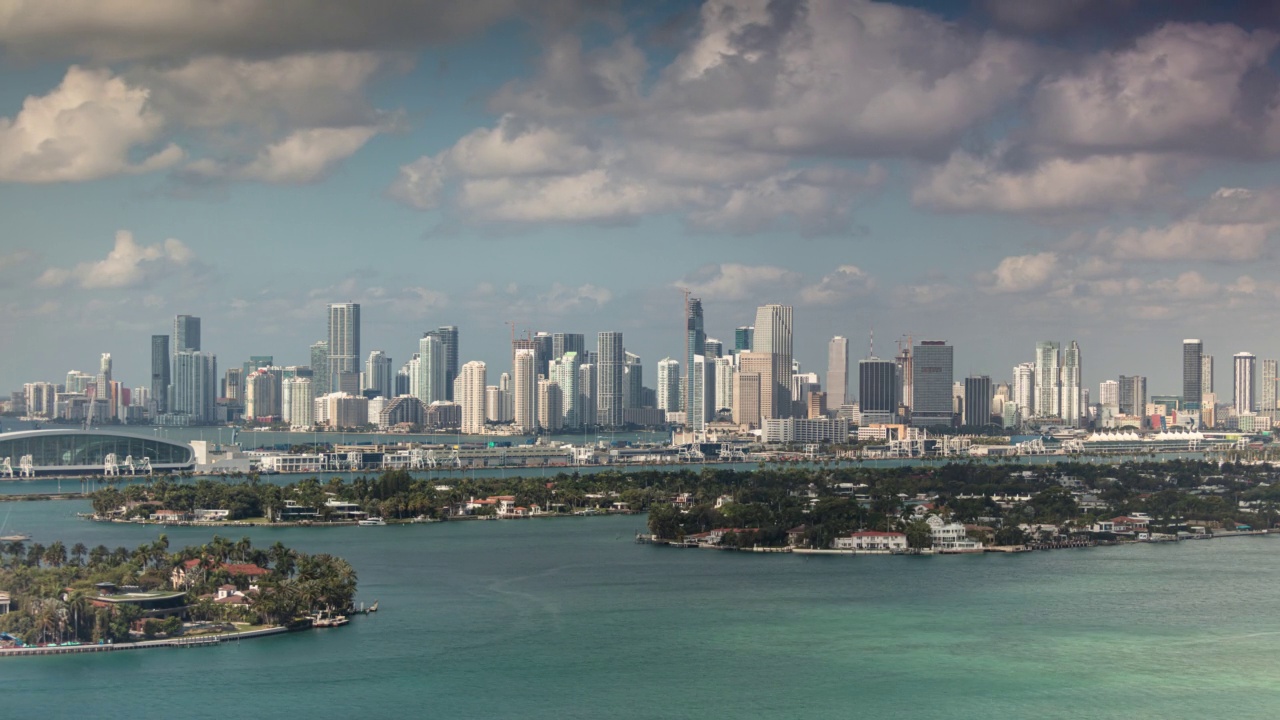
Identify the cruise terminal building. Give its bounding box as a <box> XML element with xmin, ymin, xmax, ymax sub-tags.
<box><xmin>0</xmin><ymin>429</ymin><xmax>194</xmax><ymax>476</ymax></box>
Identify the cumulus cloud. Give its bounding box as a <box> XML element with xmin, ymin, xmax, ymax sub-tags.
<box><xmin>679</xmin><ymin>263</ymin><xmax>804</xmax><ymax>302</ymax></box>
<box><xmin>35</xmin><ymin>231</ymin><xmax>195</xmax><ymax>289</ymax></box>
<box><xmin>188</xmin><ymin>125</ymin><xmax>381</xmax><ymax>184</ymax></box>
<box><xmin>1092</xmin><ymin>187</ymin><xmax>1280</xmax><ymax>261</ymax></box>
<box><xmin>689</xmin><ymin>166</ymin><xmax>884</xmax><ymax>235</ymax></box>
<box><xmin>798</xmin><ymin>265</ymin><xmax>875</xmax><ymax>305</ymax></box>
<box><xmin>0</xmin><ymin>66</ymin><xmax>182</xmax><ymax>183</ymax></box>
<box><xmin>1031</xmin><ymin>23</ymin><xmax>1280</xmax><ymax>156</ymax></box>
<box><xmin>982</xmin><ymin>252</ymin><xmax>1060</xmax><ymax>293</ymax></box>
<box><xmin>0</xmin><ymin>0</ymin><xmax>534</xmax><ymax>62</ymax></box>
<box><xmin>914</xmin><ymin>149</ymin><xmax>1192</xmax><ymax>213</ymax></box>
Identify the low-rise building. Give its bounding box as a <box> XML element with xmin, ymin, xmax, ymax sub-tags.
<box><xmin>832</xmin><ymin>531</ymin><xmax>907</xmax><ymax>551</ymax></box>
<box><xmin>926</xmin><ymin>515</ymin><xmax>983</xmax><ymax>551</ymax></box>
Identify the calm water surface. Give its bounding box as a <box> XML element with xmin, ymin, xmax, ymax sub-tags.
<box><xmin>6</xmin><ymin>499</ymin><xmax>1280</xmax><ymax>719</ymax></box>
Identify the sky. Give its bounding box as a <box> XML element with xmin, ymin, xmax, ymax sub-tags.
<box><xmin>3</xmin><ymin>0</ymin><xmax>1280</xmax><ymax>397</ymax></box>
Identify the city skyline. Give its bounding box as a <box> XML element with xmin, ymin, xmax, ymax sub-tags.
<box><xmin>5</xmin><ymin>2</ymin><xmax>1280</xmax><ymax>396</ymax></box>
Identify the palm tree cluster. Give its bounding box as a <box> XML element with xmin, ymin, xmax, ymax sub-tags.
<box><xmin>0</xmin><ymin>535</ymin><xmax>357</xmax><ymax>645</ymax></box>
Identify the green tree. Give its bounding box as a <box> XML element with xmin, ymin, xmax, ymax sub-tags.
<box><xmin>905</xmin><ymin>521</ymin><xmax>933</xmax><ymax>550</ymax></box>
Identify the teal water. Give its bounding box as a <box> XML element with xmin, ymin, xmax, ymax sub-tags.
<box><xmin>7</xmin><ymin>500</ymin><xmax>1280</xmax><ymax>719</ymax></box>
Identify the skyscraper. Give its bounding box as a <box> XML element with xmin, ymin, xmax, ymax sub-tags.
<box><xmin>625</xmin><ymin>352</ymin><xmax>644</xmax><ymax>409</ymax></box>
<box><xmin>714</xmin><ymin>356</ymin><xmax>736</xmax><ymax>414</ymax></box>
<box><xmin>657</xmin><ymin>358</ymin><xmax>681</xmax><ymax>412</ymax></box>
<box><xmin>174</xmin><ymin>314</ymin><xmax>201</xmax><ymax>352</ymax></box>
<box><xmin>690</xmin><ymin>354</ymin><xmax>715</xmax><ymax>431</ymax></box>
<box><xmin>1234</xmin><ymin>352</ymin><xmax>1256</xmax><ymax>414</ymax></box>
<box><xmin>1099</xmin><ymin>380</ymin><xmax>1119</xmax><ymax>408</ymax></box>
<box><xmin>513</xmin><ymin>348</ymin><xmax>537</xmax><ymax>431</ymax></box>
<box><xmin>753</xmin><ymin>304</ymin><xmax>793</xmax><ymax>419</ymax></box>
<box><xmin>1062</xmin><ymin>341</ymin><xmax>1082</xmax><ymax>427</ymax></box>
<box><xmin>1034</xmin><ymin>341</ymin><xmax>1061</xmax><ymax>419</ymax></box>
<box><xmin>704</xmin><ymin>338</ymin><xmax>723</xmax><ymax>360</ymax></box>
<box><xmin>244</xmin><ymin>368</ymin><xmax>282</xmax><ymax>421</ymax></box>
<box><xmin>578</xmin><ymin>363</ymin><xmax>597</xmax><ymax>427</ymax></box>
<box><xmin>416</xmin><ymin>335</ymin><xmax>447</xmax><ymax>405</ymax></box>
<box><xmin>537</xmin><ymin>379</ymin><xmax>563</xmax><ymax>432</ymax></box>
<box><xmin>964</xmin><ymin>376</ymin><xmax>992</xmax><ymax>428</ymax></box>
<box><xmin>310</xmin><ymin>341</ymin><xmax>329</xmax><ymax>396</ymax></box>
<box><xmin>1262</xmin><ymin>359</ymin><xmax>1278</xmax><ymax>412</ymax></box>
<box><xmin>283</xmin><ymin>376</ymin><xmax>314</xmax><ymax>428</ymax></box>
<box><xmin>1183</xmin><ymin>339</ymin><xmax>1203</xmax><ymax>408</ymax></box>
<box><xmin>364</xmin><ymin>350</ymin><xmax>393</xmax><ymax>399</ymax></box>
<box><xmin>551</xmin><ymin>352</ymin><xmax>581</xmax><ymax>428</ymax></box>
<box><xmin>737</xmin><ymin>352</ymin><xmax>774</xmax><ymax>421</ymax></box>
<box><xmin>552</xmin><ymin>333</ymin><xmax>585</xmax><ymax>362</ymax></box>
<box><xmin>910</xmin><ymin>341</ymin><xmax>953</xmax><ymax>427</ymax></box>
<box><xmin>459</xmin><ymin>361</ymin><xmax>487</xmax><ymax>434</ymax></box>
<box><xmin>1118</xmin><ymin>375</ymin><xmax>1146</xmax><ymax>417</ymax></box>
<box><xmin>327</xmin><ymin>303</ymin><xmax>360</xmax><ymax>393</ymax></box>
<box><xmin>224</xmin><ymin>368</ymin><xmax>243</xmax><ymax>403</ymax></box>
<box><xmin>172</xmin><ymin>351</ymin><xmax>217</xmax><ymax>423</ymax></box>
<box><xmin>685</xmin><ymin>298</ymin><xmax>706</xmax><ymax>416</ymax></box>
<box><xmin>150</xmin><ymin>334</ymin><xmax>170</xmax><ymax>414</ymax></box>
<box><xmin>597</xmin><ymin>332</ymin><xmax>625</xmax><ymax>427</ymax></box>
<box><xmin>827</xmin><ymin>336</ymin><xmax>849</xmax><ymax>408</ymax></box>
<box><xmin>734</xmin><ymin>326</ymin><xmax>754</xmax><ymax>353</ymax></box>
<box><xmin>1201</xmin><ymin>355</ymin><xmax>1215</xmax><ymax>398</ymax></box>
<box><xmin>1012</xmin><ymin>362</ymin><xmax>1035</xmax><ymax>422</ymax></box>
<box><xmin>859</xmin><ymin>357</ymin><xmax>898</xmax><ymax>420</ymax></box>
<box><xmin>533</xmin><ymin>332</ymin><xmax>554</xmax><ymax>379</ymax></box>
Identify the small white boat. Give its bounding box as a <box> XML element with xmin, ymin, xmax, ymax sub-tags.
<box><xmin>358</xmin><ymin>517</ymin><xmax>386</xmax><ymax>526</ymax></box>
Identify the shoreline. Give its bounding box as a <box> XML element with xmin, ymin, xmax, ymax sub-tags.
<box><xmin>0</xmin><ymin>625</ymin><xmax>289</xmax><ymax>658</ymax></box>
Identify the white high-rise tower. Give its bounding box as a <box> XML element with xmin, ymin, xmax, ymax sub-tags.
<box><xmin>827</xmin><ymin>336</ymin><xmax>849</xmax><ymax>408</ymax></box>
<box><xmin>459</xmin><ymin>361</ymin><xmax>487</xmax><ymax>434</ymax></box>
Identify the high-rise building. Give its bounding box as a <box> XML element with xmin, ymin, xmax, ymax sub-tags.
<box><xmin>737</xmin><ymin>352</ymin><xmax>774</xmax><ymax>421</ymax></box>
<box><xmin>551</xmin><ymin>352</ymin><xmax>581</xmax><ymax>428</ymax></box>
<box><xmin>686</xmin><ymin>298</ymin><xmax>706</xmax><ymax>416</ymax></box>
<box><xmin>310</xmin><ymin>341</ymin><xmax>329</xmax><ymax>396</ymax></box>
<box><xmin>431</xmin><ymin>326</ymin><xmax>459</xmax><ymax>400</ymax></box>
<box><xmin>732</xmin><ymin>372</ymin><xmax>761</xmax><ymax>427</ymax></box>
<box><xmin>1201</xmin><ymin>355</ymin><xmax>1215</xmax><ymax>398</ymax></box>
<box><xmin>416</xmin><ymin>335</ymin><xmax>447</xmax><ymax>405</ymax></box>
<box><xmin>1118</xmin><ymin>375</ymin><xmax>1146</xmax><ymax>417</ymax></box>
<box><xmin>625</xmin><ymin>352</ymin><xmax>644</xmax><ymax>409</ymax></box>
<box><xmin>859</xmin><ymin>357</ymin><xmax>898</xmax><ymax>417</ymax></box>
<box><xmin>753</xmin><ymin>305</ymin><xmax>793</xmax><ymax>419</ymax></box>
<box><xmin>827</xmin><ymin>336</ymin><xmax>849</xmax><ymax>408</ymax></box>
<box><xmin>657</xmin><ymin>358</ymin><xmax>681</xmax><ymax>412</ymax></box>
<box><xmin>964</xmin><ymin>376</ymin><xmax>992</xmax><ymax>428</ymax></box>
<box><xmin>1012</xmin><ymin>362</ymin><xmax>1035</xmax><ymax>421</ymax></box>
<box><xmin>23</xmin><ymin>382</ymin><xmax>56</xmax><ymax>419</ymax></box>
<box><xmin>459</xmin><ymin>361</ymin><xmax>487</xmax><ymax>434</ymax></box>
<box><xmin>597</xmin><ymin>332</ymin><xmax>625</xmax><ymax>427</ymax></box>
<box><xmin>150</xmin><ymin>334</ymin><xmax>170</xmax><ymax>414</ymax></box>
<box><xmin>224</xmin><ymin>368</ymin><xmax>244</xmax><ymax>403</ymax></box>
<box><xmin>283</xmin><ymin>376</ymin><xmax>314</xmax><ymax>428</ymax></box>
<box><xmin>1183</xmin><ymin>339</ymin><xmax>1203</xmax><ymax>408</ymax></box>
<box><xmin>512</xmin><ymin>349</ymin><xmax>537</xmax><ymax>431</ymax></box>
<box><xmin>364</xmin><ymin>350</ymin><xmax>393</xmax><ymax>399</ymax></box>
<box><xmin>244</xmin><ymin>368</ymin><xmax>282</xmax><ymax>421</ymax></box>
<box><xmin>1234</xmin><ymin>352</ymin><xmax>1256</xmax><ymax>414</ymax></box>
<box><xmin>689</xmin><ymin>354</ymin><xmax>715</xmax><ymax>431</ymax></box>
<box><xmin>734</xmin><ymin>326</ymin><xmax>754</xmax><ymax>353</ymax></box>
<box><xmin>174</xmin><ymin>314</ymin><xmax>201</xmax><ymax>352</ymax></box>
<box><xmin>911</xmin><ymin>341</ymin><xmax>953</xmax><ymax>427</ymax></box>
<box><xmin>1062</xmin><ymin>341</ymin><xmax>1082</xmax><ymax>427</ymax></box>
<box><xmin>1099</xmin><ymin>380</ymin><xmax>1119</xmax><ymax>408</ymax></box>
<box><xmin>532</xmin><ymin>332</ymin><xmax>554</xmax><ymax>379</ymax></box>
<box><xmin>578</xmin><ymin>363</ymin><xmax>597</xmax><ymax>427</ymax></box>
<box><xmin>485</xmin><ymin>385</ymin><xmax>512</xmax><ymax>423</ymax></box>
<box><xmin>704</xmin><ymin>338</ymin><xmax>723</xmax><ymax>360</ymax></box>
<box><xmin>327</xmin><ymin>303</ymin><xmax>360</xmax><ymax>393</ymax></box>
<box><xmin>172</xmin><ymin>351</ymin><xmax>217</xmax><ymax>423</ymax></box>
<box><xmin>714</xmin><ymin>356</ymin><xmax>736</xmax><ymax>413</ymax></box>
<box><xmin>552</xmin><ymin>333</ymin><xmax>586</xmax><ymax>362</ymax></box>
<box><xmin>1034</xmin><ymin>341</ymin><xmax>1061</xmax><ymax>419</ymax></box>
<box><xmin>537</xmin><ymin>379</ymin><xmax>563</xmax><ymax>432</ymax></box>
<box><xmin>1262</xmin><ymin>359</ymin><xmax>1278</xmax><ymax>412</ymax></box>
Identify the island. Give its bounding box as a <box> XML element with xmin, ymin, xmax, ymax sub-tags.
<box><xmin>0</xmin><ymin>536</ymin><xmax>358</xmax><ymax>655</ymax></box>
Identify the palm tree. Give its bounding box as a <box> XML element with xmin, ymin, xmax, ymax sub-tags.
<box><xmin>70</xmin><ymin>543</ymin><xmax>87</xmax><ymax>567</ymax></box>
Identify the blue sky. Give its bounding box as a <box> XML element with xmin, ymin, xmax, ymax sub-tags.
<box><xmin>2</xmin><ymin>0</ymin><xmax>1280</xmax><ymax>397</ymax></box>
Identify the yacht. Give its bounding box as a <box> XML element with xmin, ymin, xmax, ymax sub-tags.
<box><xmin>358</xmin><ymin>517</ymin><xmax>387</xmax><ymax>526</ymax></box>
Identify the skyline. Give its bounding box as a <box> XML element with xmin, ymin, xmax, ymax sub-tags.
<box><xmin>5</xmin><ymin>1</ymin><xmax>1280</xmax><ymax>392</ymax></box>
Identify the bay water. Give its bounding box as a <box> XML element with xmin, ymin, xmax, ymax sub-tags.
<box><xmin>7</xmin><ymin>499</ymin><xmax>1280</xmax><ymax>719</ymax></box>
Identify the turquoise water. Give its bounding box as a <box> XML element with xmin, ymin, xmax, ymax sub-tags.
<box><xmin>7</xmin><ymin>499</ymin><xmax>1280</xmax><ymax>719</ymax></box>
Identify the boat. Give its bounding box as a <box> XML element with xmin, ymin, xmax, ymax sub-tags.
<box><xmin>358</xmin><ymin>517</ymin><xmax>386</xmax><ymax>526</ymax></box>
<box><xmin>0</xmin><ymin>534</ymin><xmax>30</xmax><ymax>542</ymax></box>
<box><xmin>311</xmin><ymin>610</ymin><xmax>349</xmax><ymax>628</ymax></box>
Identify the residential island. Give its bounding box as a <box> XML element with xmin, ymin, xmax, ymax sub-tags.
<box><xmin>0</xmin><ymin>536</ymin><xmax>358</xmax><ymax>655</ymax></box>
<box><xmin>82</xmin><ymin>462</ymin><xmax>1280</xmax><ymax>553</ymax></box>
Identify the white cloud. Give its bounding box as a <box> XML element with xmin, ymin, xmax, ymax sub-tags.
<box><xmin>690</xmin><ymin>166</ymin><xmax>883</xmax><ymax>235</ymax></box>
<box><xmin>388</xmin><ymin>156</ymin><xmax>447</xmax><ymax>210</ymax></box>
<box><xmin>0</xmin><ymin>65</ymin><xmax>182</xmax><ymax>183</ymax></box>
<box><xmin>798</xmin><ymin>265</ymin><xmax>875</xmax><ymax>305</ymax></box>
<box><xmin>914</xmin><ymin>149</ymin><xmax>1191</xmax><ymax>213</ymax></box>
<box><xmin>1093</xmin><ymin>186</ymin><xmax>1280</xmax><ymax>262</ymax></box>
<box><xmin>679</xmin><ymin>263</ymin><xmax>804</xmax><ymax>302</ymax></box>
<box><xmin>445</xmin><ymin>115</ymin><xmax>599</xmax><ymax>178</ymax></box>
<box><xmin>0</xmin><ymin>0</ymin><xmax>532</xmax><ymax>61</ymax></box>
<box><xmin>1031</xmin><ymin>23</ymin><xmax>1280</xmax><ymax>155</ymax></box>
<box><xmin>230</xmin><ymin>126</ymin><xmax>381</xmax><ymax>183</ymax></box>
<box><xmin>983</xmin><ymin>252</ymin><xmax>1059</xmax><ymax>293</ymax></box>
<box><xmin>36</xmin><ymin>231</ymin><xmax>195</xmax><ymax>289</ymax></box>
